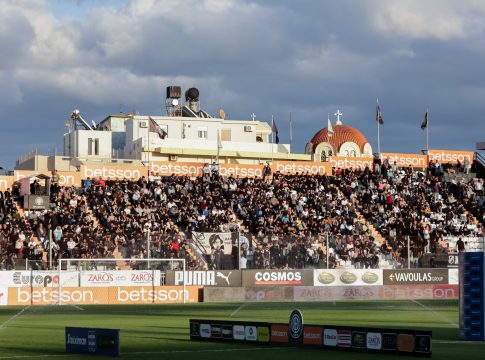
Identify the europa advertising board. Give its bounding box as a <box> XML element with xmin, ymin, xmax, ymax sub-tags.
<box><xmin>165</xmin><ymin>270</ymin><xmax>242</xmax><ymax>287</ymax></box>
<box><xmin>80</xmin><ymin>165</ymin><xmax>148</xmax><ymax>181</ymax></box>
<box><xmin>427</xmin><ymin>149</ymin><xmax>474</xmax><ymax>164</ymax></box>
<box><xmin>14</xmin><ymin>170</ymin><xmax>82</xmax><ymax>187</ymax></box>
<box><xmin>313</xmin><ymin>269</ymin><xmax>383</xmax><ymax>287</ymax></box>
<box><xmin>0</xmin><ymin>175</ymin><xmax>14</xmax><ymax>191</ymax></box>
<box><xmin>242</xmin><ymin>270</ymin><xmax>313</xmax><ymax>286</ymax></box>
<box><xmin>380</xmin><ymin>153</ymin><xmax>428</xmax><ymax>168</ymax></box>
<box><xmin>328</xmin><ymin>157</ymin><xmax>374</xmax><ymax>170</ymax></box>
<box><xmin>7</xmin><ymin>286</ymin><xmax>200</xmax><ymax>305</ymax></box>
<box><xmin>0</xmin><ymin>271</ymin><xmax>78</xmax><ymax>287</ymax></box>
<box><xmin>383</xmin><ymin>269</ymin><xmax>448</xmax><ymax>285</ymax></box>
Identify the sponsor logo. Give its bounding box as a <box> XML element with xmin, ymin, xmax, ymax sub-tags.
<box><xmin>343</xmin><ymin>287</ymin><xmax>375</xmax><ymax>298</ymax></box>
<box><xmin>323</xmin><ymin>329</ymin><xmax>338</xmax><ymax>347</ymax></box>
<box><xmin>366</xmin><ymin>332</ymin><xmax>382</xmax><ymax>350</ymax></box>
<box><xmin>303</xmin><ymin>326</ymin><xmax>323</xmax><ymax>346</ymax></box>
<box><xmin>174</xmin><ymin>271</ymin><xmax>216</xmax><ymax>286</ymax></box>
<box><xmin>257</xmin><ymin>327</ymin><xmax>270</xmax><ymax>342</ymax></box>
<box><xmin>271</xmin><ymin>324</ymin><xmax>289</xmax><ymax>343</ymax></box>
<box><xmin>415</xmin><ymin>335</ymin><xmax>431</xmax><ymax>353</ymax></box>
<box><xmin>361</xmin><ymin>272</ymin><xmax>379</xmax><ymax>284</ymax></box>
<box><xmin>222</xmin><ymin>325</ymin><xmax>233</xmax><ymax>339</ymax></box>
<box><xmin>317</xmin><ymin>272</ymin><xmax>336</xmax><ymax>285</ymax></box>
<box><xmin>216</xmin><ymin>272</ymin><xmax>232</xmax><ymax>286</ymax></box>
<box><xmin>131</xmin><ymin>272</ymin><xmax>153</xmax><ymax>283</ymax></box>
<box><xmin>382</xmin><ymin>333</ymin><xmax>397</xmax><ymax>350</ymax></box>
<box><xmin>88</xmin><ymin>273</ymin><xmax>114</xmax><ymax>283</ymax></box>
<box><xmin>211</xmin><ymin>324</ymin><xmax>222</xmax><ymax>338</ymax></box>
<box><xmin>337</xmin><ymin>330</ymin><xmax>352</xmax><ymax>348</ymax></box>
<box><xmin>233</xmin><ymin>325</ymin><xmax>245</xmax><ymax>340</ymax></box>
<box><xmin>200</xmin><ymin>324</ymin><xmax>211</xmax><ymax>338</ymax></box>
<box><xmin>34</xmin><ymin>197</ymin><xmax>44</xmax><ymax>206</ymax></box>
<box><xmin>13</xmin><ymin>272</ymin><xmax>59</xmax><ymax>287</ymax></box>
<box><xmin>67</xmin><ymin>334</ymin><xmax>87</xmax><ymax>345</ymax></box>
<box><xmin>289</xmin><ymin>309</ymin><xmax>304</xmax><ymax>342</ymax></box>
<box><xmin>245</xmin><ymin>326</ymin><xmax>257</xmax><ymax>341</ymax></box>
<box><xmin>255</xmin><ymin>271</ymin><xmax>302</xmax><ymax>285</ymax></box>
<box><xmin>384</xmin><ymin>270</ymin><xmax>447</xmax><ymax>285</ymax></box>
<box><xmin>352</xmin><ymin>331</ymin><xmax>366</xmax><ymax>349</ymax></box>
<box><xmin>340</xmin><ymin>272</ymin><xmax>358</xmax><ymax>284</ymax></box>
<box><xmin>397</xmin><ymin>334</ymin><xmax>414</xmax><ymax>352</ymax></box>
<box><xmin>190</xmin><ymin>322</ymin><xmax>200</xmax><ymax>337</ymax></box>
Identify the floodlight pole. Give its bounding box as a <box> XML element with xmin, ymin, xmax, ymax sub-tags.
<box><xmin>407</xmin><ymin>235</ymin><xmax>411</xmax><ymax>269</ymax></box>
<box><xmin>326</xmin><ymin>232</ymin><xmax>330</xmax><ymax>269</ymax></box>
<box><xmin>49</xmin><ymin>229</ymin><xmax>53</xmax><ymax>270</ymax></box>
<box><xmin>147</xmin><ymin>229</ymin><xmax>151</xmax><ymax>270</ymax></box>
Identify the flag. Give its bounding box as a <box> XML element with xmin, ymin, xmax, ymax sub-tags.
<box><xmin>272</xmin><ymin>118</ymin><xmax>279</xmax><ymax>144</ymax></box>
<box><xmin>421</xmin><ymin>111</ymin><xmax>428</xmax><ymax>130</ymax></box>
<box><xmin>327</xmin><ymin>114</ymin><xmax>334</xmax><ymax>138</ymax></box>
<box><xmin>149</xmin><ymin>117</ymin><xmax>167</xmax><ymax>139</ymax></box>
<box><xmin>376</xmin><ymin>100</ymin><xmax>384</xmax><ymax>125</ymax></box>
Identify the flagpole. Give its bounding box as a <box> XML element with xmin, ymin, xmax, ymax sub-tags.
<box><xmin>289</xmin><ymin>112</ymin><xmax>293</xmax><ymax>153</ymax></box>
<box><xmin>426</xmin><ymin>108</ymin><xmax>429</xmax><ymax>153</ymax></box>
<box><xmin>216</xmin><ymin>129</ymin><xmax>220</xmax><ymax>164</ymax></box>
<box><xmin>271</xmin><ymin>115</ymin><xmax>274</xmax><ymax>162</ymax></box>
<box><xmin>377</xmin><ymin>98</ymin><xmax>381</xmax><ymax>154</ymax></box>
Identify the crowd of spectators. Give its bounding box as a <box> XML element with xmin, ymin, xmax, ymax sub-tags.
<box><xmin>0</xmin><ymin>160</ymin><xmax>484</xmax><ymax>271</ymax></box>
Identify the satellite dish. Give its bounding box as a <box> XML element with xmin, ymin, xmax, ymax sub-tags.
<box><xmin>219</xmin><ymin>109</ymin><xmax>226</xmax><ymax>119</ymax></box>
<box><xmin>172</xmin><ymin>99</ymin><xmax>179</xmax><ymax>106</ymax></box>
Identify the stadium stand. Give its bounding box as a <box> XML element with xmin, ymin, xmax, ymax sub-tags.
<box><xmin>0</xmin><ymin>163</ymin><xmax>483</xmax><ymax>271</ymax></box>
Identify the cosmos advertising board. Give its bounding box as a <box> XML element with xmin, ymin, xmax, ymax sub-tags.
<box><xmin>79</xmin><ymin>271</ymin><xmax>161</xmax><ymax>287</ymax></box>
<box><xmin>427</xmin><ymin>149</ymin><xmax>474</xmax><ymax>164</ymax></box>
<box><xmin>14</xmin><ymin>170</ymin><xmax>82</xmax><ymax>187</ymax></box>
<box><xmin>7</xmin><ymin>286</ymin><xmax>200</xmax><ymax>305</ymax></box>
<box><xmin>0</xmin><ymin>175</ymin><xmax>14</xmax><ymax>191</ymax></box>
<box><xmin>165</xmin><ymin>270</ymin><xmax>242</xmax><ymax>287</ymax></box>
<box><xmin>242</xmin><ymin>270</ymin><xmax>313</xmax><ymax>286</ymax></box>
<box><xmin>272</xmin><ymin>161</ymin><xmax>330</xmax><ymax>176</ymax></box>
<box><xmin>328</xmin><ymin>157</ymin><xmax>374</xmax><ymax>170</ymax></box>
<box><xmin>380</xmin><ymin>153</ymin><xmax>428</xmax><ymax>168</ymax></box>
<box><xmin>313</xmin><ymin>269</ymin><xmax>382</xmax><ymax>286</ymax></box>
<box><xmin>80</xmin><ymin>165</ymin><xmax>148</xmax><ymax>181</ymax></box>
<box><xmin>383</xmin><ymin>269</ymin><xmax>448</xmax><ymax>285</ymax></box>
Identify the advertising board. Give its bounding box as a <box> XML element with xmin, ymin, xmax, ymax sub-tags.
<box><xmin>80</xmin><ymin>165</ymin><xmax>148</xmax><ymax>181</ymax></box>
<box><xmin>380</xmin><ymin>153</ymin><xmax>428</xmax><ymax>168</ymax></box>
<box><xmin>203</xmin><ymin>286</ymin><xmax>294</xmax><ymax>302</ymax></box>
<box><xmin>0</xmin><ymin>271</ymin><xmax>78</xmax><ymax>287</ymax></box>
<box><xmin>79</xmin><ymin>271</ymin><xmax>161</xmax><ymax>287</ymax></box>
<box><xmin>242</xmin><ymin>270</ymin><xmax>313</xmax><ymax>286</ymax></box>
<box><xmin>381</xmin><ymin>285</ymin><xmax>458</xmax><ymax>300</ymax></box>
<box><xmin>66</xmin><ymin>327</ymin><xmax>120</xmax><ymax>357</ymax></box>
<box><xmin>272</xmin><ymin>161</ymin><xmax>330</xmax><ymax>176</ymax></box>
<box><xmin>0</xmin><ymin>175</ymin><xmax>14</xmax><ymax>191</ymax></box>
<box><xmin>14</xmin><ymin>170</ymin><xmax>82</xmax><ymax>187</ymax></box>
<box><xmin>328</xmin><ymin>157</ymin><xmax>374</xmax><ymax>170</ymax></box>
<box><xmin>166</xmin><ymin>270</ymin><xmax>241</xmax><ymax>287</ymax></box>
<box><xmin>313</xmin><ymin>269</ymin><xmax>382</xmax><ymax>286</ymax></box>
<box><xmin>383</xmin><ymin>269</ymin><xmax>448</xmax><ymax>285</ymax></box>
<box><xmin>294</xmin><ymin>286</ymin><xmax>381</xmax><ymax>301</ymax></box>
<box><xmin>7</xmin><ymin>286</ymin><xmax>200</xmax><ymax>305</ymax></box>
<box><xmin>427</xmin><ymin>149</ymin><xmax>474</xmax><ymax>164</ymax></box>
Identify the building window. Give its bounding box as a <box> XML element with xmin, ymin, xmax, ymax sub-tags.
<box><xmin>88</xmin><ymin>138</ymin><xmax>93</xmax><ymax>156</ymax></box>
<box><xmin>198</xmin><ymin>126</ymin><xmax>208</xmax><ymax>139</ymax></box>
<box><xmin>88</xmin><ymin>138</ymin><xmax>99</xmax><ymax>156</ymax></box>
<box><xmin>94</xmin><ymin>138</ymin><xmax>99</xmax><ymax>155</ymax></box>
<box><xmin>320</xmin><ymin>152</ymin><xmax>327</xmax><ymax>162</ymax></box>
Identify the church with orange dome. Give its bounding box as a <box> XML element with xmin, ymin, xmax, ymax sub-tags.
<box><xmin>305</xmin><ymin>110</ymin><xmax>373</xmax><ymax>162</ymax></box>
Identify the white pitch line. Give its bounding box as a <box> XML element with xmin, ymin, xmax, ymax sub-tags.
<box><xmin>0</xmin><ymin>306</ymin><xmax>30</xmax><ymax>330</ymax></box>
<box><xmin>0</xmin><ymin>355</ymin><xmax>70</xmax><ymax>359</ymax></box>
<box><xmin>71</xmin><ymin>305</ymin><xmax>84</xmax><ymax>311</ymax></box>
<box><xmin>410</xmin><ymin>299</ymin><xmax>458</xmax><ymax>328</ymax></box>
<box><xmin>230</xmin><ymin>302</ymin><xmax>249</xmax><ymax>317</ymax></box>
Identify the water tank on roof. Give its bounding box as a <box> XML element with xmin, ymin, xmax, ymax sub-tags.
<box><xmin>185</xmin><ymin>88</ymin><xmax>199</xmax><ymax>101</ymax></box>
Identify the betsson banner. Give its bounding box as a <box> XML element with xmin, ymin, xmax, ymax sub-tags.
<box><xmin>7</xmin><ymin>286</ymin><xmax>200</xmax><ymax>305</ymax></box>
<box><xmin>380</xmin><ymin>153</ymin><xmax>428</xmax><ymax>168</ymax></box>
<box><xmin>427</xmin><ymin>149</ymin><xmax>474</xmax><ymax>164</ymax></box>
<box><xmin>0</xmin><ymin>176</ymin><xmax>14</xmax><ymax>191</ymax></box>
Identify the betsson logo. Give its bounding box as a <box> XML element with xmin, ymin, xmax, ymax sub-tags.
<box><xmin>117</xmin><ymin>288</ymin><xmax>189</xmax><ymax>302</ymax></box>
<box><xmin>83</xmin><ymin>167</ymin><xmax>142</xmax><ymax>180</ymax></box>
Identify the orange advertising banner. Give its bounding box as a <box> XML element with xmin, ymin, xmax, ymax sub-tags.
<box><xmin>80</xmin><ymin>165</ymin><xmax>148</xmax><ymax>181</ymax></box>
<box><xmin>14</xmin><ymin>170</ymin><xmax>82</xmax><ymax>187</ymax></box>
<box><xmin>7</xmin><ymin>286</ymin><xmax>200</xmax><ymax>305</ymax></box>
<box><xmin>427</xmin><ymin>149</ymin><xmax>474</xmax><ymax>164</ymax></box>
<box><xmin>328</xmin><ymin>157</ymin><xmax>374</xmax><ymax>170</ymax></box>
<box><xmin>219</xmin><ymin>164</ymin><xmax>264</xmax><ymax>178</ymax></box>
<box><xmin>150</xmin><ymin>162</ymin><xmax>204</xmax><ymax>177</ymax></box>
<box><xmin>272</xmin><ymin>161</ymin><xmax>330</xmax><ymax>175</ymax></box>
<box><xmin>380</xmin><ymin>153</ymin><xmax>428</xmax><ymax>168</ymax></box>
<box><xmin>0</xmin><ymin>176</ymin><xmax>14</xmax><ymax>191</ymax></box>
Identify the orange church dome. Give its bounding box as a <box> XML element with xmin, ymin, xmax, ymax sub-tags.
<box><xmin>309</xmin><ymin>124</ymin><xmax>369</xmax><ymax>153</ymax></box>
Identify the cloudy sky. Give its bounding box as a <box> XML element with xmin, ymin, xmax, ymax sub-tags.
<box><xmin>1</xmin><ymin>0</ymin><xmax>485</xmax><ymax>168</ymax></box>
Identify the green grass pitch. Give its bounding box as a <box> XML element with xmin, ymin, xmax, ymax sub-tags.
<box><xmin>0</xmin><ymin>300</ymin><xmax>484</xmax><ymax>359</ymax></box>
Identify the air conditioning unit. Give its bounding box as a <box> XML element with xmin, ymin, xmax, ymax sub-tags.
<box><xmin>244</xmin><ymin>125</ymin><xmax>253</xmax><ymax>132</ymax></box>
<box><xmin>139</xmin><ymin>120</ymin><xmax>148</xmax><ymax>128</ymax></box>
<box><xmin>169</xmin><ymin>155</ymin><xmax>178</xmax><ymax>161</ymax></box>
